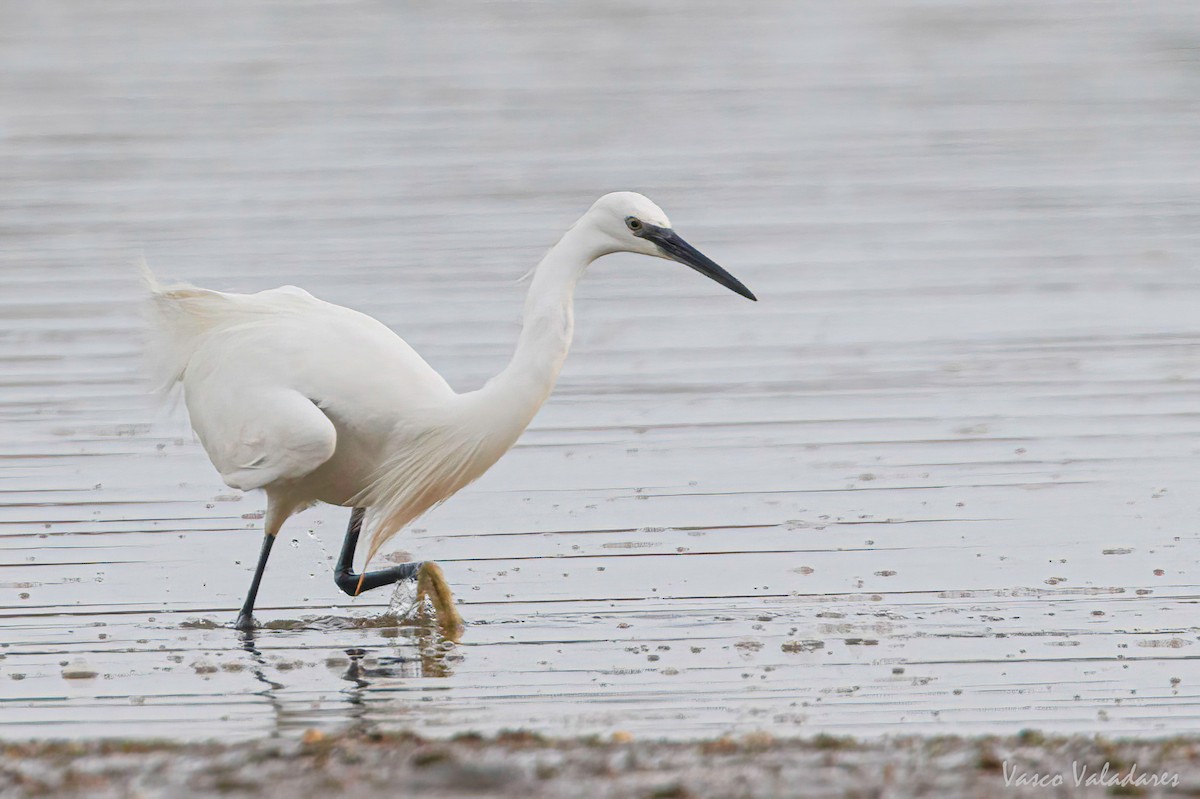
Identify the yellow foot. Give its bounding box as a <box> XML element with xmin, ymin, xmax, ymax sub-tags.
<box><xmin>415</xmin><ymin>561</ymin><xmax>463</xmax><ymax>637</ymax></box>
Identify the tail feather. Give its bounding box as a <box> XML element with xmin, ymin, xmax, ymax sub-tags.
<box><xmin>140</xmin><ymin>260</ymin><xmax>237</xmax><ymax>391</ymax></box>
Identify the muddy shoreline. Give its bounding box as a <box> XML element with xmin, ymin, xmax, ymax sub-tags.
<box><xmin>4</xmin><ymin>731</ymin><xmax>1199</xmax><ymax>798</ymax></box>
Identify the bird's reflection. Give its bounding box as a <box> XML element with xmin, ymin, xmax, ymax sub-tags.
<box><xmin>340</xmin><ymin>623</ymin><xmax>458</xmax><ymax>683</ymax></box>
<box><xmin>238</xmin><ymin>627</ymin><xmax>285</xmax><ymax>692</ymax></box>
<box><xmin>337</xmin><ymin>623</ymin><xmax>459</xmax><ymax>734</ymax></box>
<box><xmin>236</xmin><ymin>615</ymin><xmax>461</xmax><ymax>736</ymax></box>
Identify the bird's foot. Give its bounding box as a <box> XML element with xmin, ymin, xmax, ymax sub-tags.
<box><xmin>332</xmin><ymin>552</ymin><xmax>462</xmax><ymax>636</ymax></box>
<box><xmin>414</xmin><ymin>561</ymin><xmax>463</xmax><ymax>637</ymax></box>
<box><xmin>234</xmin><ymin>612</ymin><xmax>257</xmax><ymax>632</ymax></box>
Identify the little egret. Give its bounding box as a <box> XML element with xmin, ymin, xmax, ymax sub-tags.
<box><xmin>144</xmin><ymin>192</ymin><xmax>755</xmax><ymax>631</ymax></box>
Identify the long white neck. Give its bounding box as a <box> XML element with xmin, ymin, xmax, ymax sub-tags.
<box><xmin>466</xmin><ymin>220</ymin><xmax>604</xmax><ymax>435</ymax></box>
<box><xmin>358</xmin><ymin>219</ymin><xmax>609</xmax><ymax>566</ymax></box>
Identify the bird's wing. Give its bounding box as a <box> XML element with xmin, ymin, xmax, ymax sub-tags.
<box><xmin>184</xmin><ymin>385</ymin><xmax>337</xmax><ymax>492</ymax></box>
<box><xmin>150</xmin><ymin>273</ymin><xmax>457</xmax><ymax>496</ymax></box>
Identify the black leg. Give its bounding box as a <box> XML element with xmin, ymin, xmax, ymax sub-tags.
<box><xmin>236</xmin><ymin>532</ymin><xmax>276</xmax><ymax>631</ymax></box>
<box><xmin>334</xmin><ymin>507</ymin><xmax>422</xmax><ymax>596</ymax></box>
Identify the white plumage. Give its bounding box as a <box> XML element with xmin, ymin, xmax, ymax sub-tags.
<box><xmin>143</xmin><ymin>192</ymin><xmax>755</xmax><ymax>623</ymax></box>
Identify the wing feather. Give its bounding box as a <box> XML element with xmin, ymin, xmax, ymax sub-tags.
<box><xmin>186</xmin><ymin>387</ymin><xmax>337</xmax><ymax>491</ymax></box>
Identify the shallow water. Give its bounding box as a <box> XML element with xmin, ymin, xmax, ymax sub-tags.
<box><xmin>3</xmin><ymin>0</ymin><xmax>1200</xmax><ymax>742</ymax></box>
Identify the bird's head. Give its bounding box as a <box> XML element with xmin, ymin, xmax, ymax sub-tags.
<box><xmin>581</xmin><ymin>191</ymin><xmax>757</xmax><ymax>301</ymax></box>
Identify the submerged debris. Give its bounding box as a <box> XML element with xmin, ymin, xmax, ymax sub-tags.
<box><xmin>781</xmin><ymin>640</ymin><xmax>825</xmax><ymax>654</ymax></box>
<box><xmin>61</xmin><ymin>659</ymin><xmax>98</xmax><ymax>680</ymax></box>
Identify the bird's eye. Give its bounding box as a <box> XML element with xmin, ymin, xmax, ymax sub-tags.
<box><xmin>625</xmin><ymin>217</ymin><xmax>643</xmax><ymax>232</ymax></box>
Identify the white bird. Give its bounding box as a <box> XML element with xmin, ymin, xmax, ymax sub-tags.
<box><xmin>144</xmin><ymin>192</ymin><xmax>755</xmax><ymax>631</ymax></box>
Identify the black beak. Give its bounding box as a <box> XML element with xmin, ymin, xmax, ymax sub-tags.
<box><xmin>640</xmin><ymin>225</ymin><xmax>757</xmax><ymax>301</ymax></box>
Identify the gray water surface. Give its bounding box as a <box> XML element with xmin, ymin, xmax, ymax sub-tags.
<box><xmin>3</xmin><ymin>0</ymin><xmax>1200</xmax><ymax>741</ymax></box>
